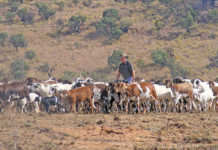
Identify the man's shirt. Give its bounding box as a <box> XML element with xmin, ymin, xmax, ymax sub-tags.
<box><xmin>118</xmin><ymin>61</ymin><xmax>133</xmax><ymax>80</ymax></box>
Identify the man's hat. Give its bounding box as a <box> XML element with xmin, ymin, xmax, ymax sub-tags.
<box><xmin>120</xmin><ymin>53</ymin><xmax>128</xmax><ymax>59</ymax></box>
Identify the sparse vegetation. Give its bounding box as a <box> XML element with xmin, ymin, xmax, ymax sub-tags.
<box><xmin>55</xmin><ymin>1</ymin><xmax>65</xmax><ymax>11</ymax></box>
<box><xmin>9</xmin><ymin>34</ymin><xmax>27</xmax><ymax>51</ymax></box>
<box><xmin>10</xmin><ymin>59</ymin><xmax>29</xmax><ymax>79</ymax></box>
<box><xmin>83</xmin><ymin>0</ymin><xmax>92</xmax><ymax>7</ymax></box>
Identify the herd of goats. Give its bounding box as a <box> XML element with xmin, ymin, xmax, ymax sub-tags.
<box><xmin>0</xmin><ymin>75</ymin><xmax>218</xmax><ymax>114</ymax></box>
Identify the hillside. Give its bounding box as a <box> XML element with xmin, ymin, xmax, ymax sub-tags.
<box><xmin>0</xmin><ymin>0</ymin><xmax>218</xmax><ymax>81</ymax></box>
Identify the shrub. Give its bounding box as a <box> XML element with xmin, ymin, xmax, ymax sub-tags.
<box><xmin>9</xmin><ymin>34</ymin><xmax>27</xmax><ymax>51</ymax></box>
<box><xmin>0</xmin><ymin>32</ymin><xmax>8</xmax><ymax>46</ymax></box>
<box><xmin>0</xmin><ymin>70</ymin><xmax>5</xmax><ymax>81</ymax></box>
<box><xmin>180</xmin><ymin>11</ymin><xmax>194</xmax><ymax>32</ymax></box>
<box><xmin>10</xmin><ymin>59</ymin><xmax>29</xmax><ymax>80</ymax></box>
<box><xmin>67</xmin><ymin>15</ymin><xmax>86</xmax><ymax>34</ymax></box>
<box><xmin>158</xmin><ymin>0</ymin><xmax>172</xmax><ymax>5</ymax></box>
<box><xmin>151</xmin><ymin>49</ymin><xmax>169</xmax><ymax>66</ymax></box>
<box><xmin>5</xmin><ymin>11</ymin><xmax>16</xmax><ymax>24</ymax></box>
<box><xmin>206</xmin><ymin>52</ymin><xmax>218</xmax><ymax>69</ymax></box>
<box><xmin>61</xmin><ymin>71</ymin><xmax>77</xmax><ymax>81</ymax></box>
<box><xmin>89</xmin><ymin>67</ymin><xmax>112</xmax><ymax>81</ymax></box>
<box><xmin>38</xmin><ymin>63</ymin><xmax>50</xmax><ymax>73</ymax></box>
<box><xmin>25</xmin><ymin>50</ymin><xmax>36</xmax><ymax>60</ymax></box>
<box><xmin>83</xmin><ymin>0</ymin><xmax>92</xmax><ymax>7</ymax></box>
<box><xmin>108</xmin><ymin>50</ymin><xmax>123</xmax><ymax>70</ymax></box>
<box><xmin>35</xmin><ymin>2</ymin><xmax>56</xmax><ymax>20</ymax></box>
<box><xmin>168</xmin><ymin>61</ymin><xmax>189</xmax><ymax>78</ymax></box>
<box><xmin>103</xmin><ymin>9</ymin><xmax>120</xmax><ymax>21</ymax></box>
<box><xmin>17</xmin><ymin>8</ymin><xmax>35</xmax><ymax>24</ymax></box>
<box><xmin>10</xmin><ymin>2</ymin><xmax>20</xmax><ymax>12</ymax></box>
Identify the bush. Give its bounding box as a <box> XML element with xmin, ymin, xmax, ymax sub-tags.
<box><xmin>154</xmin><ymin>20</ymin><xmax>165</xmax><ymax>31</ymax></box>
<box><xmin>10</xmin><ymin>59</ymin><xmax>29</xmax><ymax>80</ymax></box>
<box><xmin>151</xmin><ymin>49</ymin><xmax>169</xmax><ymax>66</ymax></box>
<box><xmin>108</xmin><ymin>50</ymin><xmax>123</xmax><ymax>70</ymax></box>
<box><xmin>61</xmin><ymin>71</ymin><xmax>77</xmax><ymax>81</ymax></box>
<box><xmin>0</xmin><ymin>32</ymin><xmax>8</xmax><ymax>46</ymax></box>
<box><xmin>10</xmin><ymin>2</ymin><xmax>20</xmax><ymax>12</ymax></box>
<box><xmin>83</xmin><ymin>0</ymin><xmax>92</xmax><ymax>7</ymax></box>
<box><xmin>35</xmin><ymin>2</ymin><xmax>56</xmax><ymax>20</ymax></box>
<box><xmin>180</xmin><ymin>11</ymin><xmax>194</xmax><ymax>32</ymax></box>
<box><xmin>9</xmin><ymin>34</ymin><xmax>27</xmax><ymax>51</ymax></box>
<box><xmin>25</xmin><ymin>50</ymin><xmax>36</xmax><ymax>60</ymax></box>
<box><xmin>38</xmin><ymin>63</ymin><xmax>50</xmax><ymax>73</ymax></box>
<box><xmin>0</xmin><ymin>70</ymin><xmax>5</xmax><ymax>81</ymax></box>
<box><xmin>67</xmin><ymin>15</ymin><xmax>86</xmax><ymax>34</ymax></box>
<box><xmin>103</xmin><ymin>9</ymin><xmax>120</xmax><ymax>21</ymax></box>
<box><xmin>17</xmin><ymin>8</ymin><xmax>34</xmax><ymax>24</ymax></box>
<box><xmin>158</xmin><ymin>0</ymin><xmax>172</xmax><ymax>5</ymax></box>
<box><xmin>5</xmin><ymin>11</ymin><xmax>16</xmax><ymax>24</ymax></box>
<box><xmin>168</xmin><ymin>61</ymin><xmax>189</xmax><ymax>78</ymax></box>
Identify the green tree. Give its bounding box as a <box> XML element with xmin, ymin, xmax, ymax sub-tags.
<box><xmin>5</xmin><ymin>12</ymin><xmax>16</xmax><ymax>24</ymax></box>
<box><xmin>108</xmin><ymin>50</ymin><xmax>123</xmax><ymax>70</ymax></box>
<box><xmin>35</xmin><ymin>2</ymin><xmax>56</xmax><ymax>20</ymax></box>
<box><xmin>180</xmin><ymin>11</ymin><xmax>194</xmax><ymax>32</ymax></box>
<box><xmin>9</xmin><ymin>34</ymin><xmax>27</xmax><ymax>51</ymax></box>
<box><xmin>0</xmin><ymin>32</ymin><xmax>8</xmax><ymax>46</ymax></box>
<box><xmin>17</xmin><ymin>8</ymin><xmax>35</xmax><ymax>24</ymax></box>
<box><xmin>67</xmin><ymin>15</ymin><xmax>86</xmax><ymax>34</ymax></box>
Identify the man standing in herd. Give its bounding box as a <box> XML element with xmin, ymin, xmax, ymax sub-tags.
<box><xmin>116</xmin><ymin>53</ymin><xmax>135</xmax><ymax>83</ymax></box>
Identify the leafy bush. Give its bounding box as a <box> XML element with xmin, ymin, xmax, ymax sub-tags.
<box><xmin>0</xmin><ymin>32</ymin><xmax>8</xmax><ymax>46</ymax></box>
<box><xmin>38</xmin><ymin>63</ymin><xmax>50</xmax><ymax>73</ymax></box>
<box><xmin>94</xmin><ymin>9</ymin><xmax>124</xmax><ymax>40</ymax></box>
<box><xmin>35</xmin><ymin>2</ymin><xmax>56</xmax><ymax>20</ymax></box>
<box><xmin>83</xmin><ymin>0</ymin><xmax>92</xmax><ymax>7</ymax></box>
<box><xmin>25</xmin><ymin>50</ymin><xmax>36</xmax><ymax>60</ymax></box>
<box><xmin>180</xmin><ymin>11</ymin><xmax>194</xmax><ymax>32</ymax></box>
<box><xmin>168</xmin><ymin>61</ymin><xmax>189</xmax><ymax>78</ymax></box>
<box><xmin>158</xmin><ymin>0</ymin><xmax>173</xmax><ymax>5</ymax></box>
<box><xmin>206</xmin><ymin>52</ymin><xmax>218</xmax><ymax>69</ymax></box>
<box><xmin>67</xmin><ymin>15</ymin><xmax>86</xmax><ymax>34</ymax></box>
<box><xmin>17</xmin><ymin>8</ymin><xmax>34</xmax><ymax>24</ymax></box>
<box><xmin>0</xmin><ymin>70</ymin><xmax>5</xmax><ymax>81</ymax></box>
<box><xmin>9</xmin><ymin>34</ymin><xmax>27</xmax><ymax>51</ymax></box>
<box><xmin>103</xmin><ymin>9</ymin><xmax>120</xmax><ymax>21</ymax></box>
<box><xmin>5</xmin><ymin>12</ymin><xmax>16</xmax><ymax>24</ymax></box>
<box><xmin>108</xmin><ymin>50</ymin><xmax>123</xmax><ymax>70</ymax></box>
<box><xmin>10</xmin><ymin>2</ymin><xmax>20</xmax><ymax>12</ymax></box>
<box><xmin>151</xmin><ymin>50</ymin><xmax>169</xmax><ymax>66</ymax></box>
<box><xmin>61</xmin><ymin>71</ymin><xmax>77</xmax><ymax>81</ymax></box>
<box><xmin>10</xmin><ymin>59</ymin><xmax>29</xmax><ymax>80</ymax></box>
<box><xmin>8</xmin><ymin>0</ymin><xmax>23</xmax><ymax>4</ymax></box>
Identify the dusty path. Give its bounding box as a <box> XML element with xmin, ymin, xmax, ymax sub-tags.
<box><xmin>0</xmin><ymin>112</ymin><xmax>218</xmax><ymax>150</ymax></box>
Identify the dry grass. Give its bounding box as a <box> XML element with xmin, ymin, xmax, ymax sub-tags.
<box><xmin>0</xmin><ymin>0</ymin><xmax>217</xmax><ymax>80</ymax></box>
<box><xmin>0</xmin><ymin>112</ymin><xmax>218</xmax><ymax>150</ymax></box>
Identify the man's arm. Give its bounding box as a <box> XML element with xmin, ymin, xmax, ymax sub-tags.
<box><xmin>132</xmin><ymin>69</ymin><xmax>135</xmax><ymax>81</ymax></box>
<box><xmin>116</xmin><ymin>71</ymin><xmax>120</xmax><ymax>81</ymax></box>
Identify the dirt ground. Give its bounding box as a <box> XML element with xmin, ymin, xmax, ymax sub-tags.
<box><xmin>0</xmin><ymin>112</ymin><xmax>218</xmax><ymax>150</ymax></box>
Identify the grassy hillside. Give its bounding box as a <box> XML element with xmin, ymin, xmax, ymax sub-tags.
<box><xmin>0</xmin><ymin>0</ymin><xmax>218</xmax><ymax>81</ymax></box>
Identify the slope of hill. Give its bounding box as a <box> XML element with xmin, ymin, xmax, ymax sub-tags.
<box><xmin>0</xmin><ymin>0</ymin><xmax>218</xmax><ymax>81</ymax></box>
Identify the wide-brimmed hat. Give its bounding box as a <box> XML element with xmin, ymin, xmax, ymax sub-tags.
<box><xmin>120</xmin><ymin>53</ymin><xmax>128</xmax><ymax>59</ymax></box>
